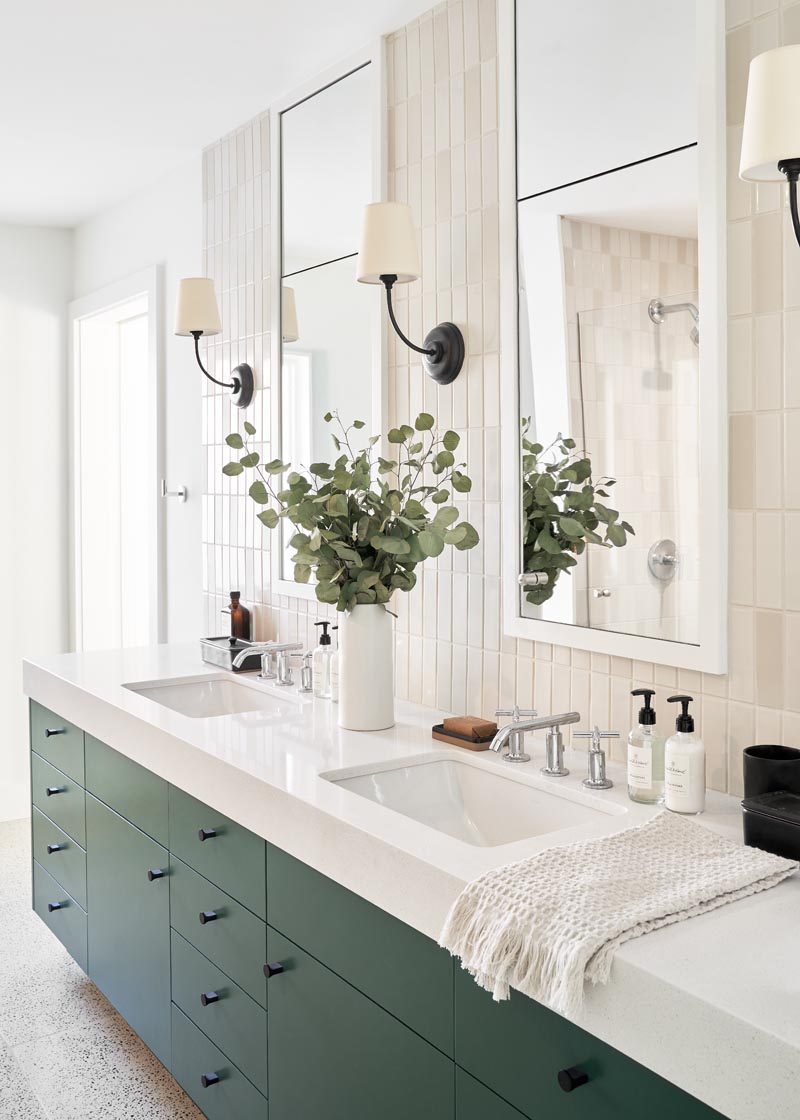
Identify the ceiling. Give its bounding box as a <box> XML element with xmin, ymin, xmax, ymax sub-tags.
<box><xmin>0</xmin><ymin>0</ymin><xmax>432</xmax><ymax>228</ymax></box>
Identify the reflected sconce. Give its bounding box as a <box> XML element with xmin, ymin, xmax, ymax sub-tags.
<box><xmin>282</xmin><ymin>285</ymin><xmax>299</xmax><ymax>344</ymax></box>
<box><xmin>174</xmin><ymin>278</ymin><xmax>254</xmax><ymax>408</ymax></box>
<box><xmin>740</xmin><ymin>44</ymin><xmax>800</xmax><ymax>248</ymax></box>
<box><xmin>356</xmin><ymin>202</ymin><xmax>465</xmax><ymax>384</ymax></box>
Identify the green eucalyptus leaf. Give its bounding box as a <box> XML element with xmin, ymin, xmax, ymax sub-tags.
<box><xmin>352</xmin><ymin>420</ymin><xmax>366</xmax><ymax>429</ymax></box>
<box><xmin>451</xmin><ymin>471</ymin><xmax>472</xmax><ymax>493</ymax></box>
<box><xmin>453</xmin><ymin>522</ymin><xmax>479</xmax><ymax>551</ymax></box>
<box><xmin>370</xmin><ymin>534</ymin><xmax>411</xmax><ymax>555</ymax></box>
<box><xmin>222</xmin><ymin>462</ymin><xmax>244</xmax><ymax>476</ymax></box>
<box><xmin>315</xmin><ymin>581</ymin><xmax>341</xmax><ymax>604</ymax></box>
<box><xmin>243</xmin><ymin>421</ymin><xmax>257</xmax><ymax>435</ymax></box>
<box><xmin>240</xmin><ymin>452</ymin><xmax>259</xmax><ymax>468</ymax></box>
<box><xmin>559</xmin><ymin>516</ymin><xmax>583</xmax><ymax>537</ymax></box>
<box><xmin>387</xmin><ymin>428</ymin><xmax>405</xmax><ymax>444</ymax></box>
<box><xmin>607</xmin><ymin>523</ymin><xmax>627</xmax><ymax>547</ymax></box>
<box><xmin>225</xmin><ymin>433</ymin><xmax>244</xmax><ymax>449</ymax></box>
<box><xmin>443</xmin><ymin>430</ymin><xmax>460</xmax><ymax>451</ymax></box>
<box><xmin>434</xmin><ymin>506</ymin><xmax>459</xmax><ymax>528</ymax></box>
<box><xmin>418</xmin><ymin>529</ymin><xmax>445</xmax><ymax>557</ymax></box>
<box><xmin>327</xmin><ymin>493</ymin><xmax>349</xmax><ymax>517</ymax></box>
<box><xmin>294</xmin><ymin>563</ymin><xmax>311</xmax><ymax>583</ymax></box>
<box><xmin>257</xmin><ymin>508</ymin><xmax>279</xmax><ymax>528</ymax></box>
<box><xmin>249</xmin><ymin>480</ymin><xmax>269</xmax><ymax>504</ymax></box>
<box><xmin>415</xmin><ymin>412</ymin><xmax>435</xmax><ymax>431</ymax></box>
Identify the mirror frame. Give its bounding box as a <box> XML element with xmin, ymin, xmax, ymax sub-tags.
<box><xmin>498</xmin><ymin>0</ymin><xmax>727</xmax><ymax>674</ymax></box>
<box><xmin>269</xmin><ymin>44</ymin><xmax>387</xmax><ymax>600</ymax></box>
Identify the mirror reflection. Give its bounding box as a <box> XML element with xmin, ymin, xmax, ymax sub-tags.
<box><xmin>515</xmin><ymin>2</ymin><xmax>700</xmax><ymax>645</ymax></box>
<box><xmin>279</xmin><ymin>64</ymin><xmax>375</xmax><ymax>580</ymax></box>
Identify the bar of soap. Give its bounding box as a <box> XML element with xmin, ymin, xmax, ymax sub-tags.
<box><xmin>442</xmin><ymin>716</ymin><xmax>497</xmax><ymax>741</ymax></box>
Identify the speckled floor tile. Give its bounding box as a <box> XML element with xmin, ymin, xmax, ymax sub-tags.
<box><xmin>12</xmin><ymin>1015</ymin><xmax>203</xmax><ymax>1120</ymax></box>
<box><xmin>0</xmin><ymin>956</ymin><xmax>110</xmax><ymax>1046</ymax></box>
<box><xmin>0</xmin><ymin>1046</ymin><xmax>48</xmax><ymax>1119</ymax></box>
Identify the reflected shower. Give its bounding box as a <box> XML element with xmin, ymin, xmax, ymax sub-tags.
<box><xmin>648</xmin><ymin>298</ymin><xmax>699</xmax><ymax>346</ymax></box>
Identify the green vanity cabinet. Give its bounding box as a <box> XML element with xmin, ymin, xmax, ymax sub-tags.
<box><xmin>171</xmin><ymin>1005</ymin><xmax>268</xmax><ymax>1120</ymax></box>
<box><xmin>266</xmin><ymin>926</ymin><xmax>455</xmax><ymax>1120</ymax></box>
<box><xmin>267</xmin><ymin>843</ymin><xmax>454</xmax><ymax>1054</ymax></box>
<box><xmin>456</xmin><ymin>1069</ymin><xmax>528</xmax><ymax>1120</ymax></box>
<box><xmin>32</xmin><ymin>860</ymin><xmax>88</xmax><ymax>973</ymax></box>
<box><xmin>29</xmin><ymin>700</ymin><xmax>85</xmax><ymax>784</ymax></box>
<box><xmin>454</xmin><ymin>968</ymin><xmax>726</xmax><ymax>1120</ymax></box>
<box><xmin>85</xmin><ymin>794</ymin><xmax>171</xmax><ymax>1067</ymax></box>
<box><xmin>85</xmin><ymin>734</ymin><xmax>168</xmax><ymax>846</ymax></box>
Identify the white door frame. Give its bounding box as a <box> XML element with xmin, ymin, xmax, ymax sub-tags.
<box><xmin>68</xmin><ymin>266</ymin><xmax>163</xmax><ymax>648</ymax></box>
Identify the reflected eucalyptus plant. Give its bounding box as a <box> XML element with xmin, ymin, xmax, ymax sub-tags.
<box><xmin>223</xmin><ymin>412</ymin><xmax>479</xmax><ymax>612</ymax></box>
<box><xmin>521</xmin><ymin>419</ymin><xmax>634</xmax><ymax>606</ymax></box>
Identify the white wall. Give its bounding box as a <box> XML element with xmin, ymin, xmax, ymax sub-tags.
<box><xmin>72</xmin><ymin>157</ymin><xmax>202</xmax><ymax>644</ymax></box>
<box><xmin>0</xmin><ymin>224</ymin><xmax>73</xmax><ymax>820</ymax></box>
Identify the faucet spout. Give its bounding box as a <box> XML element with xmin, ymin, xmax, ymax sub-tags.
<box><xmin>489</xmin><ymin>711</ymin><xmax>581</xmax><ymax>769</ymax></box>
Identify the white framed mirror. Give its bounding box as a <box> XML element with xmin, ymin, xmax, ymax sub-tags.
<box><xmin>269</xmin><ymin>49</ymin><xmax>386</xmax><ymax>598</ymax></box>
<box><xmin>498</xmin><ymin>0</ymin><xmax>727</xmax><ymax>673</ymax></box>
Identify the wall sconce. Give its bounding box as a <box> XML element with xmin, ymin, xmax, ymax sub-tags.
<box><xmin>174</xmin><ymin>278</ymin><xmax>254</xmax><ymax>408</ymax></box>
<box><xmin>356</xmin><ymin>202</ymin><xmax>465</xmax><ymax>384</ymax></box>
<box><xmin>282</xmin><ymin>285</ymin><xmax>299</xmax><ymax>344</ymax></box>
<box><xmin>740</xmin><ymin>44</ymin><xmax>800</xmax><ymax>247</ymax></box>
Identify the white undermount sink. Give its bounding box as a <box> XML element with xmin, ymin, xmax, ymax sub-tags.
<box><xmin>322</xmin><ymin>754</ymin><xmax>626</xmax><ymax>847</ymax></box>
<box><xmin>123</xmin><ymin>675</ymin><xmax>295</xmax><ymax>718</ymax></box>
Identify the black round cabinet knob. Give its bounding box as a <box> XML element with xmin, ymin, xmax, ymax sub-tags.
<box><xmin>200</xmin><ymin>991</ymin><xmax>220</xmax><ymax>1007</ymax></box>
<box><xmin>200</xmin><ymin>1072</ymin><xmax>220</xmax><ymax>1089</ymax></box>
<box><xmin>147</xmin><ymin>868</ymin><xmax>166</xmax><ymax>882</ymax></box>
<box><xmin>46</xmin><ymin>843</ymin><xmax>64</xmax><ymax>855</ymax></box>
<box><xmin>263</xmin><ymin>962</ymin><xmax>285</xmax><ymax>979</ymax></box>
<box><xmin>198</xmin><ymin>828</ymin><xmax>217</xmax><ymax>842</ymax></box>
<box><xmin>47</xmin><ymin>901</ymin><xmax>64</xmax><ymax>913</ymax></box>
<box><xmin>199</xmin><ymin>910</ymin><xmax>218</xmax><ymax>925</ymax></box>
<box><xmin>558</xmin><ymin>1066</ymin><xmax>590</xmax><ymax>1093</ymax></box>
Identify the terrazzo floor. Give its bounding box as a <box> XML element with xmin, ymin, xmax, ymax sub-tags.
<box><xmin>0</xmin><ymin>818</ymin><xmax>203</xmax><ymax>1119</ymax></box>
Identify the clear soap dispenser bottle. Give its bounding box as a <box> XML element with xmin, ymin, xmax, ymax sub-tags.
<box><xmin>665</xmin><ymin>694</ymin><xmax>705</xmax><ymax>815</ymax></box>
<box><xmin>627</xmin><ymin>688</ymin><xmax>665</xmax><ymax>804</ymax></box>
<box><xmin>312</xmin><ymin>621</ymin><xmax>334</xmax><ymax>699</ymax></box>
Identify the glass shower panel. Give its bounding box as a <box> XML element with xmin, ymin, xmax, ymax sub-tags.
<box><xmin>576</xmin><ymin>292</ymin><xmax>699</xmax><ymax>644</ymax></box>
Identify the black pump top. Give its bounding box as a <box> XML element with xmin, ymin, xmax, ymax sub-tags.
<box><xmin>230</xmin><ymin>591</ymin><xmax>240</xmax><ymax>601</ymax></box>
<box><xmin>631</xmin><ymin>687</ymin><xmax>656</xmax><ymax>726</ymax></box>
<box><xmin>314</xmin><ymin>620</ymin><xmax>332</xmax><ymax>646</ymax></box>
<box><xmin>668</xmin><ymin>694</ymin><xmax>695</xmax><ymax>733</ymax></box>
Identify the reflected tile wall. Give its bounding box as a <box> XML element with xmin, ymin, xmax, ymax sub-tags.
<box><xmin>201</xmin><ymin>0</ymin><xmax>800</xmax><ymax>797</ymax></box>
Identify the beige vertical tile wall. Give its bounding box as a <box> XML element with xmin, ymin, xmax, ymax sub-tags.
<box><xmin>202</xmin><ymin>0</ymin><xmax>800</xmax><ymax>798</ymax></box>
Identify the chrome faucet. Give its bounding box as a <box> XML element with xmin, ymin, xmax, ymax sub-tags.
<box><xmin>231</xmin><ymin>641</ymin><xmax>303</xmax><ymax>680</ymax></box>
<box><xmin>574</xmin><ymin>725</ymin><xmax>618</xmax><ymax>790</ymax></box>
<box><xmin>490</xmin><ymin>710</ymin><xmax>580</xmax><ymax>776</ymax></box>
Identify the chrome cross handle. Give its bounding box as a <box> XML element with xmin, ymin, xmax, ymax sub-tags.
<box><xmin>492</xmin><ymin>707</ymin><xmax>538</xmax><ymax>762</ymax></box>
<box><xmin>574</xmin><ymin>726</ymin><xmax>619</xmax><ymax>790</ymax></box>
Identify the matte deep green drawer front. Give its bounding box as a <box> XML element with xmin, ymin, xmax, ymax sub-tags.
<box><xmin>456</xmin><ymin>1069</ymin><xmax>527</xmax><ymax>1119</ymax></box>
<box><xmin>455</xmin><ymin>969</ymin><xmax>726</xmax><ymax>1120</ymax></box>
<box><xmin>170</xmin><ymin>856</ymin><xmax>266</xmax><ymax>1009</ymax></box>
<box><xmin>86</xmin><ymin>795</ymin><xmax>171</xmax><ymax>1067</ymax></box>
<box><xmin>171</xmin><ymin>930</ymin><xmax>268</xmax><ymax>1097</ymax></box>
<box><xmin>171</xmin><ymin>1004</ymin><xmax>268</xmax><ymax>1120</ymax></box>
<box><xmin>85</xmin><ymin>734</ymin><xmax>168</xmax><ymax>845</ymax></box>
<box><xmin>32</xmin><ymin>860</ymin><xmax>87</xmax><ymax>972</ymax></box>
<box><xmin>267</xmin><ymin>844</ymin><xmax>453</xmax><ymax>1055</ymax></box>
<box><xmin>31</xmin><ymin>753</ymin><xmax>86</xmax><ymax>847</ymax></box>
<box><xmin>169</xmin><ymin>786</ymin><xmax>266</xmax><ymax>919</ymax></box>
<box><xmin>267</xmin><ymin>926</ymin><xmax>454</xmax><ymax>1120</ymax></box>
<box><xmin>31</xmin><ymin>806</ymin><xmax>87</xmax><ymax>910</ymax></box>
<box><xmin>30</xmin><ymin>701</ymin><xmax>85</xmax><ymax>784</ymax></box>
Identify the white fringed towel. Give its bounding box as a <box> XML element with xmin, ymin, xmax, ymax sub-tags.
<box><xmin>439</xmin><ymin>811</ymin><xmax>797</xmax><ymax>1018</ymax></box>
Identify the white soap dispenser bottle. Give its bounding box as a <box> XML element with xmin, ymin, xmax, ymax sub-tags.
<box><xmin>664</xmin><ymin>694</ymin><xmax>705</xmax><ymax>814</ymax></box>
<box><xmin>627</xmin><ymin>688</ymin><xmax>665</xmax><ymax>804</ymax></box>
<box><xmin>312</xmin><ymin>620</ymin><xmax>334</xmax><ymax>699</ymax></box>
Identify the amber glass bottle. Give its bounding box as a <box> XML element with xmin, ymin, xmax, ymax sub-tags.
<box><xmin>227</xmin><ymin>591</ymin><xmax>251</xmax><ymax>641</ymax></box>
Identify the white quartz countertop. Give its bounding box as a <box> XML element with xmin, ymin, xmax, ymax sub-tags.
<box><xmin>22</xmin><ymin>643</ymin><xmax>800</xmax><ymax>1120</ymax></box>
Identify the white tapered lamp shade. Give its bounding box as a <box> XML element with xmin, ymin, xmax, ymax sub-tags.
<box><xmin>356</xmin><ymin>202</ymin><xmax>420</xmax><ymax>284</ymax></box>
<box><xmin>282</xmin><ymin>286</ymin><xmax>299</xmax><ymax>343</ymax></box>
<box><xmin>174</xmin><ymin>277</ymin><xmax>222</xmax><ymax>336</ymax></box>
<box><xmin>740</xmin><ymin>45</ymin><xmax>800</xmax><ymax>181</ymax></box>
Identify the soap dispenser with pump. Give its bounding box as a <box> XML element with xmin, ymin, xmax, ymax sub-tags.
<box><xmin>313</xmin><ymin>621</ymin><xmax>334</xmax><ymax>699</ymax></box>
<box><xmin>627</xmin><ymin>688</ymin><xmax>665</xmax><ymax>804</ymax></box>
<box><xmin>665</xmin><ymin>694</ymin><xmax>705</xmax><ymax>814</ymax></box>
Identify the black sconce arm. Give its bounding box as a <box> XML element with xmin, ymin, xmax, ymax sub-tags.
<box><xmin>378</xmin><ymin>274</ymin><xmax>465</xmax><ymax>385</ymax></box>
<box><xmin>779</xmin><ymin>159</ymin><xmax>800</xmax><ymax>248</ymax></box>
<box><xmin>189</xmin><ymin>330</ymin><xmax>254</xmax><ymax>409</ymax></box>
<box><xmin>191</xmin><ymin>331</ymin><xmax>238</xmax><ymax>390</ymax></box>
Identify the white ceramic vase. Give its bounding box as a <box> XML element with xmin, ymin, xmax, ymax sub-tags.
<box><xmin>337</xmin><ymin>604</ymin><xmax>395</xmax><ymax>731</ymax></box>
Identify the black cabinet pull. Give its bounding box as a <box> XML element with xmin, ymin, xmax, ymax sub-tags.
<box><xmin>46</xmin><ymin>843</ymin><xmax>65</xmax><ymax>855</ymax></box>
<box><xmin>200</xmin><ymin>991</ymin><xmax>220</xmax><ymax>1007</ymax></box>
<box><xmin>47</xmin><ymin>901</ymin><xmax>64</xmax><ymax>913</ymax></box>
<box><xmin>200</xmin><ymin>1072</ymin><xmax>220</xmax><ymax>1089</ymax></box>
<box><xmin>198</xmin><ymin>827</ymin><xmax>217</xmax><ymax>842</ymax></box>
<box><xmin>45</xmin><ymin>786</ymin><xmax>64</xmax><ymax>797</ymax></box>
<box><xmin>199</xmin><ymin>910</ymin><xmax>218</xmax><ymax>925</ymax></box>
<box><xmin>263</xmin><ymin>961</ymin><xmax>285</xmax><ymax>978</ymax></box>
<box><xmin>147</xmin><ymin>868</ymin><xmax>166</xmax><ymax>882</ymax></box>
<box><xmin>557</xmin><ymin>1066</ymin><xmax>589</xmax><ymax>1093</ymax></box>
<box><xmin>44</xmin><ymin>727</ymin><xmax>66</xmax><ymax>737</ymax></box>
